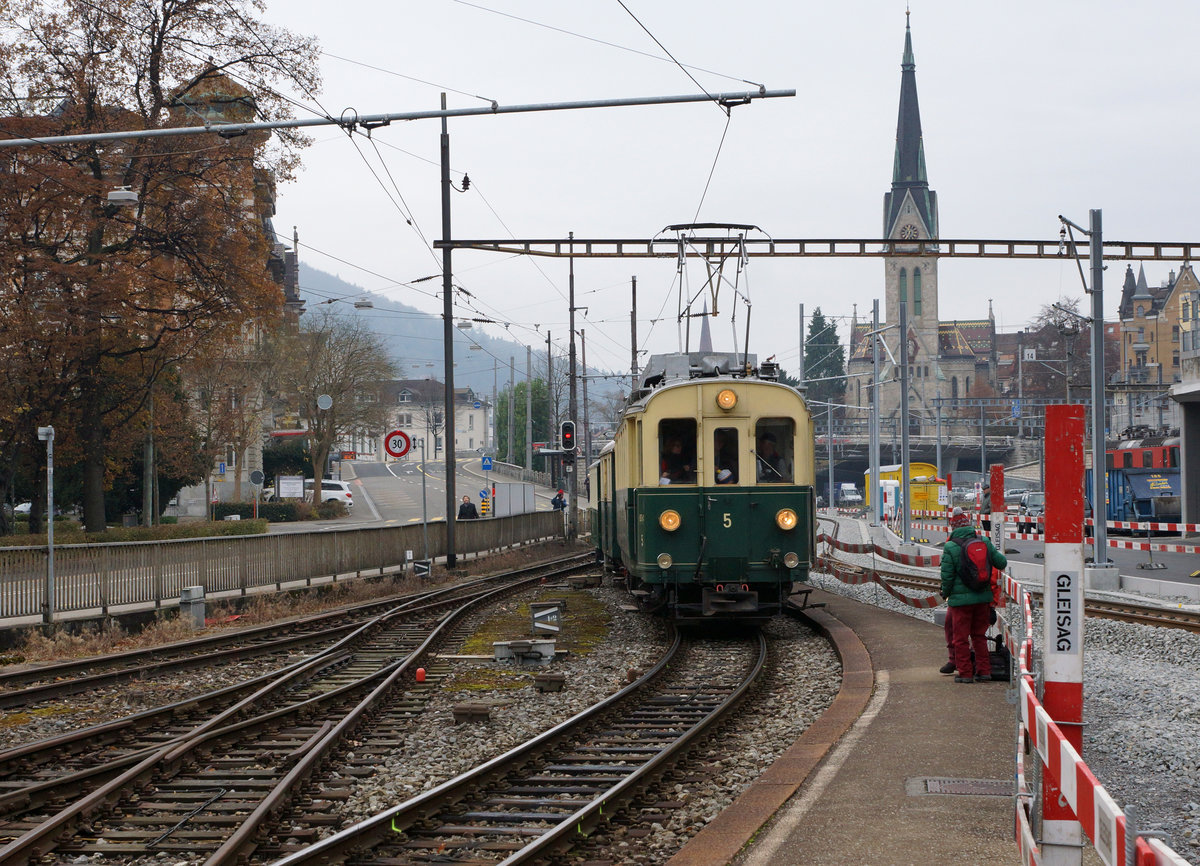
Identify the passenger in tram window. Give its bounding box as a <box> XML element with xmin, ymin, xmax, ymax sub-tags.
<box><xmin>659</xmin><ymin>436</ymin><xmax>694</xmax><ymax>484</ymax></box>
<box><xmin>714</xmin><ymin>428</ymin><xmax>738</xmax><ymax>484</ymax></box>
<box><xmin>658</xmin><ymin>420</ymin><xmax>696</xmax><ymax>485</ymax></box>
<box><xmin>754</xmin><ymin>420</ymin><xmax>794</xmax><ymax>483</ymax></box>
<box><xmin>755</xmin><ymin>432</ymin><xmax>786</xmax><ymax>481</ymax></box>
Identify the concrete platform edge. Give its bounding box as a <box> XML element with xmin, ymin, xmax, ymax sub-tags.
<box><xmin>666</xmin><ymin>605</ymin><xmax>873</xmax><ymax>866</ymax></box>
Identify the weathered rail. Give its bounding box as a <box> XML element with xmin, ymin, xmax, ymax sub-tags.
<box><xmin>264</xmin><ymin>631</ymin><xmax>767</xmax><ymax>866</ymax></box>
<box><xmin>0</xmin><ymin>555</ymin><xmax>594</xmax><ymax>863</ymax></box>
<box><xmin>0</xmin><ymin>553</ymin><xmax>584</xmax><ymax>709</ymax></box>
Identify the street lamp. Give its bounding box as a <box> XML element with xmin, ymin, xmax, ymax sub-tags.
<box><xmin>36</xmin><ymin>426</ymin><xmax>55</xmax><ymax>623</ymax></box>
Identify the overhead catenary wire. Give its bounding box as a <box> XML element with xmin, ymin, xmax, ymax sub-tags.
<box><xmin>449</xmin><ymin>0</ymin><xmax>763</xmax><ymax>89</ymax></box>
<box><xmin>12</xmin><ymin>5</ymin><xmax>791</xmax><ymax>376</ymax></box>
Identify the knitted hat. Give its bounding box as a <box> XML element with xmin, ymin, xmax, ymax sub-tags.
<box><xmin>949</xmin><ymin>507</ymin><xmax>970</xmax><ymax>527</ymax></box>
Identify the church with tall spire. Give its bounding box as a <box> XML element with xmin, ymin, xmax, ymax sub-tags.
<box><xmin>847</xmin><ymin>12</ymin><xmax>997</xmax><ymax>437</ymax></box>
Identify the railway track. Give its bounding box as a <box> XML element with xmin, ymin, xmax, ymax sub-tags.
<box><xmin>263</xmin><ymin>630</ymin><xmax>767</xmax><ymax>866</ymax></box>
<box><xmin>0</xmin><ymin>554</ymin><xmax>595</xmax><ymax>864</ymax></box>
<box><xmin>0</xmin><ymin>552</ymin><xmax>586</xmax><ymax>711</ymax></box>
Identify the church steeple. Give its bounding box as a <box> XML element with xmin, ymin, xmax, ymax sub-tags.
<box><xmin>883</xmin><ymin>11</ymin><xmax>938</xmax><ymax>239</ymax></box>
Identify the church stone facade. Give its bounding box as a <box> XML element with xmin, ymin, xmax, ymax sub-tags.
<box><xmin>847</xmin><ymin>15</ymin><xmax>995</xmax><ymax>437</ymax></box>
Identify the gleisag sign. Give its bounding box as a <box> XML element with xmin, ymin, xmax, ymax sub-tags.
<box><xmin>1050</xmin><ymin>571</ymin><xmax>1080</xmax><ymax>655</ymax></box>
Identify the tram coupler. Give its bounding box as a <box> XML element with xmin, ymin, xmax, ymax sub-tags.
<box><xmin>701</xmin><ymin>585</ymin><xmax>759</xmax><ymax>616</ymax></box>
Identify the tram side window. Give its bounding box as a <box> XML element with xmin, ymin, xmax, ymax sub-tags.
<box><xmin>754</xmin><ymin>419</ymin><xmax>794</xmax><ymax>483</ymax></box>
<box><xmin>713</xmin><ymin>428</ymin><xmax>739</xmax><ymax>484</ymax></box>
<box><xmin>658</xmin><ymin>419</ymin><xmax>696</xmax><ymax>485</ymax></box>
<box><xmin>1122</xmin><ymin>452</ymin><xmax>1133</xmax><ymax>469</ymax></box>
<box><xmin>1169</xmin><ymin>447</ymin><xmax>1179</xmax><ymax>468</ymax></box>
<box><xmin>1143</xmin><ymin>449</ymin><xmax>1153</xmax><ymax>468</ymax></box>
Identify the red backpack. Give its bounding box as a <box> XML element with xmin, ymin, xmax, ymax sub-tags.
<box><xmin>955</xmin><ymin>533</ymin><xmax>992</xmax><ymax>593</ymax></box>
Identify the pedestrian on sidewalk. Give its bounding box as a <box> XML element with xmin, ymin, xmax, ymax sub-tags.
<box><xmin>458</xmin><ymin>495</ymin><xmax>479</xmax><ymax>520</ymax></box>
<box><xmin>940</xmin><ymin>507</ymin><xmax>1006</xmax><ymax>683</ymax></box>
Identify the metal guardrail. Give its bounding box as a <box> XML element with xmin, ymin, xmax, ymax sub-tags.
<box><xmin>490</xmin><ymin>460</ymin><xmax>552</xmax><ymax>487</ymax></box>
<box><xmin>0</xmin><ymin>512</ymin><xmax>565</xmax><ymax>622</ymax></box>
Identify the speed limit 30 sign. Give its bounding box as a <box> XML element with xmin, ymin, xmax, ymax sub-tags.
<box><xmin>384</xmin><ymin>429</ymin><xmax>411</xmax><ymax>458</ymax></box>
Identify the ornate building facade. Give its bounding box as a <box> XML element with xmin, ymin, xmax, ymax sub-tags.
<box><xmin>846</xmin><ymin>15</ymin><xmax>996</xmax><ymax>437</ymax></box>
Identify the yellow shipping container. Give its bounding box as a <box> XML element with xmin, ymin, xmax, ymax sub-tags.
<box><xmin>865</xmin><ymin>463</ymin><xmax>947</xmax><ymax>513</ymax></box>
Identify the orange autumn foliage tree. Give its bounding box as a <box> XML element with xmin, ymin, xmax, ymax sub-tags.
<box><xmin>0</xmin><ymin>0</ymin><xmax>320</xmax><ymax>531</ymax></box>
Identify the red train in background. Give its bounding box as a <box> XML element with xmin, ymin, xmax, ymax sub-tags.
<box><xmin>1105</xmin><ymin>429</ymin><xmax>1179</xmax><ymax>471</ymax></box>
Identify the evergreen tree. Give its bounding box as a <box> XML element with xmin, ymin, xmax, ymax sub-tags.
<box><xmin>802</xmin><ymin>308</ymin><xmax>847</xmax><ymax>410</ymax></box>
<box><xmin>495</xmin><ymin>379</ymin><xmax>552</xmax><ymax>467</ymax></box>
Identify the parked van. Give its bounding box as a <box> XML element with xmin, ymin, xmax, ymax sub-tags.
<box><xmin>837</xmin><ymin>482</ymin><xmax>863</xmax><ymax>505</ymax></box>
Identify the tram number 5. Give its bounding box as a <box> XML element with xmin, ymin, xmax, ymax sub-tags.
<box><xmin>722</xmin><ymin>513</ymin><xmax>732</xmax><ymax>528</ymax></box>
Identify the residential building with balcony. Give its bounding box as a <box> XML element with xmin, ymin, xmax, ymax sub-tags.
<box><xmin>1171</xmin><ymin>269</ymin><xmax>1200</xmax><ymax>523</ymax></box>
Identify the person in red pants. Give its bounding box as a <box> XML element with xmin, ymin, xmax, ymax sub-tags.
<box><xmin>940</xmin><ymin>507</ymin><xmax>1007</xmax><ymax>683</ymax></box>
<box><xmin>940</xmin><ymin>615</ymin><xmax>957</xmax><ymax>675</ymax></box>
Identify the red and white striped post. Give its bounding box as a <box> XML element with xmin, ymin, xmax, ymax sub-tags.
<box><xmin>945</xmin><ymin>471</ymin><xmax>953</xmax><ymax>522</ymax></box>
<box><xmin>1042</xmin><ymin>404</ymin><xmax>1085</xmax><ymax>865</ymax></box>
<box><xmin>989</xmin><ymin>464</ymin><xmax>1005</xmax><ymax>554</ymax></box>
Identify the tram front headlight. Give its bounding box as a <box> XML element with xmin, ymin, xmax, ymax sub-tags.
<box><xmin>657</xmin><ymin>553</ymin><xmax>673</xmax><ymax>569</ymax></box>
<box><xmin>659</xmin><ymin>509</ymin><xmax>681</xmax><ymax>532</ymax></box>
<box><xmin>783</xmin><ymin>552</ymin><xmax>800</xmax><ymax>569</ymax></box>
<box><xmin>775</xmin><ymin>508</ymin><xmax>798</xmax><ymax>531</ymax></box>
<box><xmin>716</xmin><ymin>388</ymin><xmax>738</xmax><ymax>411</ymax></box>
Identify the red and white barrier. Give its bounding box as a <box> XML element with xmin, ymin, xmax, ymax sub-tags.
<box><xmin>1104</xmin><ymin>539</ymin><xmax>1199</xmax><ymax>554</ymax></box>
<box><xmin>873</xmin><ymin>546</ymin><xmax>940</xmax><ymax>567</ymax></box>
<box><xmin>908</xmin><ymin>508</ymin><xmax>1200</xmax><ymax>536</ymax></box>
<box><xmin>902</xmin><ymin>521</ymin><xmax>1200</xmax><ymax>555</ymax></box>
<box><xmin>816</xmin><ymin>531</ymin><xmax>941</xmax><ymax>567</ymax></box>
<box><xmin>815</xmin><ymin>555</ymin><xmax>943</xmax><ymax>609</ymax></box>
<box><xmin>1002</xmin><ymin>567</ymin><xmax>1188</xmax><ymax>866</ymax></box>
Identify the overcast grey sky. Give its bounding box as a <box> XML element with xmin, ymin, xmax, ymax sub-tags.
<box><xmin>266</xmin><ymin>1</ymin><xmax>1200</xmax><ymax>377</ymax></box>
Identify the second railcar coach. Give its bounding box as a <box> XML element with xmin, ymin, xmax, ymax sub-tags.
<box><xmin>589</xmin><ymin>352</ymin><xmax>816</xmax><ymax>622</ymax></box>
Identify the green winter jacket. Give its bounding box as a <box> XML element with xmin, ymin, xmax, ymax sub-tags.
<box><xmin>940</xmin><ymin>526</ymin><xmax>1007</xmax><ymax>607</ymax></box>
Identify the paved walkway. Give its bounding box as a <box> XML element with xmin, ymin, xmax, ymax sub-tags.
<box><xmin>668</xmin><ymin>583</ymin><xmax>1024</xmax><ymax>865</ymax></box>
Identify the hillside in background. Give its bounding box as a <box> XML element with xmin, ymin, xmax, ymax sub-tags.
<box><xmin>300</xmin><ymin>262</ymin><xmax>540</xmax><ymax>397</ymax></box>
<box><xmin>298</xmin><ymin>263</ymin><xmax>626</xmax><ymax>410</ymax></box>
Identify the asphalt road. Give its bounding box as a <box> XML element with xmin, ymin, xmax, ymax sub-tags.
<box><xmin>272</xmin><ymin>458</ymin><xmax>569</xmax><ymax>529</ymax></box>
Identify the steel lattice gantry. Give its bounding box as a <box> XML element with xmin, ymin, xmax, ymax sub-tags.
<box><xmin>436</xmin><ymin>237</ymin><xmax>1200</xmax><ymax>261</ymax></box>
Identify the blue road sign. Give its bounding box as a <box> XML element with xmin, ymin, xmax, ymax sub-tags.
<box><xmin>481</xmin><ymin>456</ymin><xmax>493</xmax><ymax>471</ymax></box>
<box><xmin>473</xmin><ymin>400</ymin><xmax>482</xmax><ymax>409</ymax></box>
<box><xmin>1012</xmin><ymin>400</ymin><xmax>1021</xmax><ymax>418</ymax></box>
<box><xmin>480</xmin><ymin>488</ymin><xmax>490</xmax><ymax>500</ymax></box>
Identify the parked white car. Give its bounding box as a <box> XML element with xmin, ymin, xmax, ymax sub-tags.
<box><xmin>305</xmin><ymin>479</ymin><xmax>353</xmax><ymax>508</ymax></box>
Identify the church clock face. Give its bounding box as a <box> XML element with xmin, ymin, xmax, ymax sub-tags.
<box><xmin>898</xmin><ymin>224</ymin><xmax>919</xmax><ymax>240</ymax></box>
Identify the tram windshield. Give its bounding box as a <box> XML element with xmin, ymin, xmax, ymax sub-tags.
<box><xmin>754</xmin><ymin>419</ymin><xmax>793</xmax><ymax>483</ymax></box>
<box><xmin>658</xmin><ymin>419</ymin><xmax>696</xmax><ymax>485</ymax></box>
